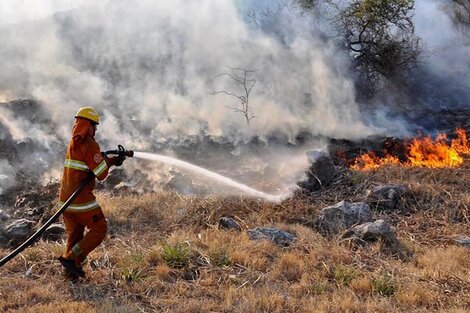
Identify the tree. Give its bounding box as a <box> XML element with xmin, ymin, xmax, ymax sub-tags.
<box><xmin>295</xmin><ymin>0</ymin><xmax>421</xmax><ymax>96</ymax></box>
<box><xmin>210</xmin><ymin>67</ymin><xmax>257</xmax><ymax>126</ymax></box>
<box><xmin>339</xmin><ymin>0</ymin><xmax>420</xmax><ymax>95</ymax></box>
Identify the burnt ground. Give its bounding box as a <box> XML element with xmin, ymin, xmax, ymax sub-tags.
<box><xmin>0</xmin><ymin>98</ymin><xmax>469</xmax><ymax>231</ymax></box>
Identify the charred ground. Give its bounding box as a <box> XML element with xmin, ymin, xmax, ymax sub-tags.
<box><xmin>0</xmin><ymin>139</ymin><xmax>469</xmax><ymax>312</ymax></box>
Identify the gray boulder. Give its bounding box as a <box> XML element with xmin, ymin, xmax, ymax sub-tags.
<box><xmin>42</xmin><ymin>223</ymin><xmax>66</xmax><ymax>241</ymax></box>
<box><xmin>3</xmin><ymin>218</ymin><xmax>35</xmax><ymax>246</ymax></box>
<box><xmin>342</xmin><ymin>220</ymin><xmax>397</xmax><ymax>244</ymax></box>
<box><xmin>316</xmin><ymin>201</ymin><xmax>373</xmax><ymax>234</ymax></box>
<box><xmin>367</xmin><ymin>184</ymin><xmax>407</xmax><ymax>210</ymax></box>
<box><xmin>455</xmin><ymin>236</ymin><xmax>470</xmax><ymax>249</ymax></box>
<box><xmin>219</xmin><ymin>217</ymin><xmax>241</xmax><ymax>232</ymax></box>
<box><xmin>247</xmin><ymin>227</ymin><xmax>296</xmax><ymax>246</ymax></box>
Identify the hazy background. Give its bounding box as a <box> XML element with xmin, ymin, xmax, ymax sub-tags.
<box><xmin>0</xmin><ymin>0</ymin><xmax>468</xmax><ymax>195</ymax></box>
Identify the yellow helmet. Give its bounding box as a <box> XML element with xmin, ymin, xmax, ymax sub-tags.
<box><xmin>75</xmin><ymin>107</ymin><xmax>100</xmax><ymax>124</ymax></box>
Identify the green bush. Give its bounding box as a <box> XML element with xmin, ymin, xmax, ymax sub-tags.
<box><xmin>122</xmin><ymin>267</ymin><xmax>145</xmax><ymax>283</ymax></box>
<box><xmin>332</xmin><ymin>265</ymin><xmax>357</xmax><ymax>286</ymax></box>
<box><xmin>161</xmin><ymin>242</ymin><xmax>190</xmax><ymax>268</ymax></box>
<box><xmin>372</xmin><ymin>275</ymin><xmax>396</xmax><ymax>297</ymax></box>
<box><xmin>210</xmin><ymin>249</ymin><xmax>232</xmax><ymax>267</ymax></box>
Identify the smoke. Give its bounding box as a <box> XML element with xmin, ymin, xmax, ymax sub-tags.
<box><xmin>410</xmin><ymin>0</ymin><xmax>470</xmax><ymax>110</ymax></box>
<box><xmin>1</xmin><ymin>0</ymin><xmax>467</xmax><ymax>194</ymax></box>
<box><xmin>0</xmin><ymin>160</ymin><xmax>15</xmax><ymax>194</ymax></box>
<box><xmin>415</xmin><ymin>0</ymin><xmax>469</xmax><ymax>76</ymax></box>
<box><xmin>0</xmin><ymin>0</ymin><xmax>374</xmax><ymax>144</ymax></box>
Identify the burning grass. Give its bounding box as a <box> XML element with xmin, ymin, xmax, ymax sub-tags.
<box><xmin>0</xmin><ymin>158</ymin><xmax>469</xmax><ymax>312</ymax></box>
<box><xmin>352</xmin><ymin>128</ymin><xmax>470</xmax><ymax>170</ymax></box>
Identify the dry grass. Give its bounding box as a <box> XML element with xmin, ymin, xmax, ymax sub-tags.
<box><xmin>1</xmin><ymin>159</ymin><xmax>470</xmax><ymax>312</ymax></box>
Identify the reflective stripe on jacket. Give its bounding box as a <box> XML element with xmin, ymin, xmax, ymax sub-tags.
<box><xmin>58</xmin><ymin>200</ymin><xmax>100</xmax><ymax>212</ymax></box>
<box><xmin>59</xmin><ymin>118</ymin><xmax>111</xmax><ymax>210</ymax></box>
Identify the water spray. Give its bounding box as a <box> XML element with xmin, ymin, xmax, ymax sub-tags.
<box><xmin>133</xmin><ymin>152</ymin><xmax>290</xmax><ymax>203</ymax></box>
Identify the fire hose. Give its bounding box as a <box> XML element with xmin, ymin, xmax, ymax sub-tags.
<box><xmin>0</xmin><ymin>145</ymin><xmax>134</xmax><ymax>268</ymax></box>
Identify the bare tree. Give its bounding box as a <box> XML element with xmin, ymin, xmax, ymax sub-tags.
<box><xmin>210</xmin><ymin>67</ymin><xmax>257</xmax><ymax>126</ymax></box>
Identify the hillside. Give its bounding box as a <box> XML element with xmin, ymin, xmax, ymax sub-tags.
<box><xmin>0</xmin><ymin>158</ymin><xmax>469</xmax><ymax>312</ymax></box>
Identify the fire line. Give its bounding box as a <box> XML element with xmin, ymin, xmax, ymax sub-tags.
<box><xmin>352</xmin><ymin>128</ymin><xmax>470</xmax><ymax>171</ymax></box>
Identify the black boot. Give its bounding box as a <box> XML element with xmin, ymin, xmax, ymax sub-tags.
<box><xmin>58</xmin><ymin>256</ymin><xmax>85</xmax><ymax>279</ymax></box>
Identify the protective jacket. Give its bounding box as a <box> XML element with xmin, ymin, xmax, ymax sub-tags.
<box><xmin>59</xmin><ymin>118</ymin><xmax>112</xmax><ymax>211</ymax></box>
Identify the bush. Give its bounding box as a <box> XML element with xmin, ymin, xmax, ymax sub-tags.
<box><xmin>209</xmin><ymin>248</ymin><xmax>232</xmax><ymax>267</ymax></box>
<box><xmin>121</xmin><ymin>267</ymin><xmax>145</xmax><ymax>283</ymax></box>
<box><xmin>161</xmin><ymin>242</ymin><xmax>190</xmax><ymax>268</ymax></box>
<box><xmin>332</xmin><ymin>265</ymin><xmax>357</xmax><ymax>286</ymax></box>
<box><xmin>372</xmin><ymin>275</ymin><xmax>396</xmax><ymax>297</ymax></box>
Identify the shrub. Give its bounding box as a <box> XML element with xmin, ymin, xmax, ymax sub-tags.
<box><xmin>122</xmin><ymin>267</ymin><xmax>145</xmax><ymax>283</ymax></box>
<box><xmin>210</xmin><ymin>248</ymin><xmax>232</xmax><ymax>267</ymax></box>
<box><xmin>332</xmin><ymin>265</ymin><xmax>357</xmax><ymax>287</ymax></box>
<box><xmin>372</xmin><ymin>275</ymin><xmax>396</xmax><ymax>297</ymax></box>
<box><xmin>161</xmin><ymin>242</ymin><xmax>190</xmax><ymax>268</ymax></box>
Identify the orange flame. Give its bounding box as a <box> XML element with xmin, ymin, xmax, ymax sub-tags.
<box><xmin>351</xmin><ymin>153</ymin><xmax>400</xmax><ymax>170</ymax></box>
<box><xmin>451</xmin><ymin>128</ymin><xmax>470</xmax><ymax>153</ymax></box>
<box><xmin>352</xmin><ymin>128</ymin><xmax>469</xmax><ymax>171</ymax></box>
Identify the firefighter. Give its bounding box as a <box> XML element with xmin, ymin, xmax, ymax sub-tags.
<box><xmin>57</xmin><ymin>107</ymin><xmax>124</xmax><ymax>279</ymax></box>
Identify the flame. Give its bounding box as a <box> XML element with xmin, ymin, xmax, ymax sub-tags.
<box><xmin>451</xmin><ymin>128</ymin><xmax>470</xmax><ymax>153</ymax></box>
<box><xmin>408</xmin><ymin>134</ymin><xmax>463</xmax><ymax>168</ymax></box>
<box><xmin>352</xmin><ymin>128</ymin><xmax>470</xmax><ymax>171</ymax></box>
<box><xmin>351</xmin><ymin>153</ymin><xmax>400</xmax><ymax>170</ymax></box>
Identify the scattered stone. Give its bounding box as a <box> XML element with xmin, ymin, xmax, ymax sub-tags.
<box><xmin>219</xmin><ymin>217</ymin><xmax>241</xmax><ymax>232</ymax></box>
<box><xmin>25</xmin><ymin>266</ymin><xmax>34</xmax><ymax>278</ymax></box>
<box><xmin>299</xmin><ymin>150</ymin><xmax>337</xmax><ymax>191</ymax></box>
<box><xmin>366</xmin><ymin>184</ymin><xmax>408</xmax><ymax>210</ymax></box>
<box><xmin>42</xmin><ymin>223</ymin><xmax>66</xmax><ymax>241</ymax></box>
<box><xmin>455</xmin><ymin>236</ymin><xmax>470</xmax><ymax>249</ymax></box>
<box><xmin>247</xmin><ymin>227</ymin><xmax>296</xmax><ymax>246</ymax></box>
<box><xmin>316</xmin><ymin>201</ymin><xmax>373</xmax><ymax>234</ymax></box>
<box><xmin>3</xmin><ymin>218</ymin><xmax>35</xmax><ymax>245</ymax></box>
<box><xmin>342</xmin><ymin>220</ymin><xmax>397</xmax><ymax>244</ymax></box>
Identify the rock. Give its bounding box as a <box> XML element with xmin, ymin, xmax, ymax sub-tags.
<box><xmin>342</xmin><ymin>220</ymin><xmax>397</xmax><ymax>244</ymax></box>
<box><xmin>25</xmin><ymin>266</ymin><xmax>34</xmax><ymax>278</ymax></box>
<box><xmin>366</xmin><ymin>184</ymin><xmax>407</xmax><ymax>210</ymax></box>
<box><xmin>316</xmin><ymin>201</ymin><xmax>373</xmax><ymax>234</ymax></box>
<box><xmin>455</xmin><ymin>236</ymin><xmax>470</xmax><ymax>249</ymax></box>
<box><xmin>42</xmin><ymin>223</ymin><xmax>66</xmax><ymax>241</ymax></box>
<box><xmin>298</xmin><ymin>150</ymin><xmax>337</xmax><ymax>191</ymax></box>
<box><xmin>218</xmin><ymin>217</ymin><xmax>241</xmax><ymax>231</ymax></box>
<box><xmin>103</xmin><ymin>168</ymin><xmax>124</xmax><ymax>190</ymax></box>
<box><xmin>247</xmin><ymin>227</ymin><xmax>296</xmax><ymax>246</ymax></box>
<box><xmin>3</xmin><ymin>218</ymin><xmax>35</xmax><ymax>245</ymax></box>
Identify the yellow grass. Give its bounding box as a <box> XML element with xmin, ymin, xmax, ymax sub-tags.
<box><xmin>0</xmin><ymin>159</ymin><xmax>469</xmax><ymax>312</ymax></box>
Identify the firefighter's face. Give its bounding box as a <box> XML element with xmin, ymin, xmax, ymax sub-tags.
<box><xmin>89</xmin><ymin>123</ymin><xmax>97</xmax><ymax>137</ymax></box>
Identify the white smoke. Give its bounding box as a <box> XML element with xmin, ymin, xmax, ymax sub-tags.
<box><xmin>1</xmin><ymin>0</ymin><xmax>467</xmax><ymax>194</ymax></box>
<box><xmin>0</xmin><ymin>160</ymin><xmax>15</xmax><ymax>194</ymax></box>
<box><xmin>0</xmin><ymin>0</ymin><xmax>373</xmax><ymax>145</ymax></box>
<box><xmin>414</xmin><ymin>0</ymin><xmax>470</xmax><ymax>92</ymax></box>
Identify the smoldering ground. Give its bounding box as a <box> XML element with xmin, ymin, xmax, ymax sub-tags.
<box><xmin>0</xmin><ymin>0</ymin><xmax>468</xmax><ymax>196</ymax></box>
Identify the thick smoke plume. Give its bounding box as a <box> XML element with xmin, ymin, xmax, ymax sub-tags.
<box><xmin>0</xmin><ymin>0</ymin><xmax>468</xmax><ymax>195</ymax></box>
<box><xmin>0</xmin><ymin>0</ymin><xmax>371</xmax><ymax>142</ymax></box>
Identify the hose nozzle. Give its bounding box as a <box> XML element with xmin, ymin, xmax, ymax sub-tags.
<box><xmin>104</xmin><ymin>144</ymin><xmax>134</xmax><ymax>158</ymax></box>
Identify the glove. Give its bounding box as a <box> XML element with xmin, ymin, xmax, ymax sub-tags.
<box><xmin>114</xmin><ymin>155</ymin><xmax>126</xmax><ymax>167</ymax></box>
